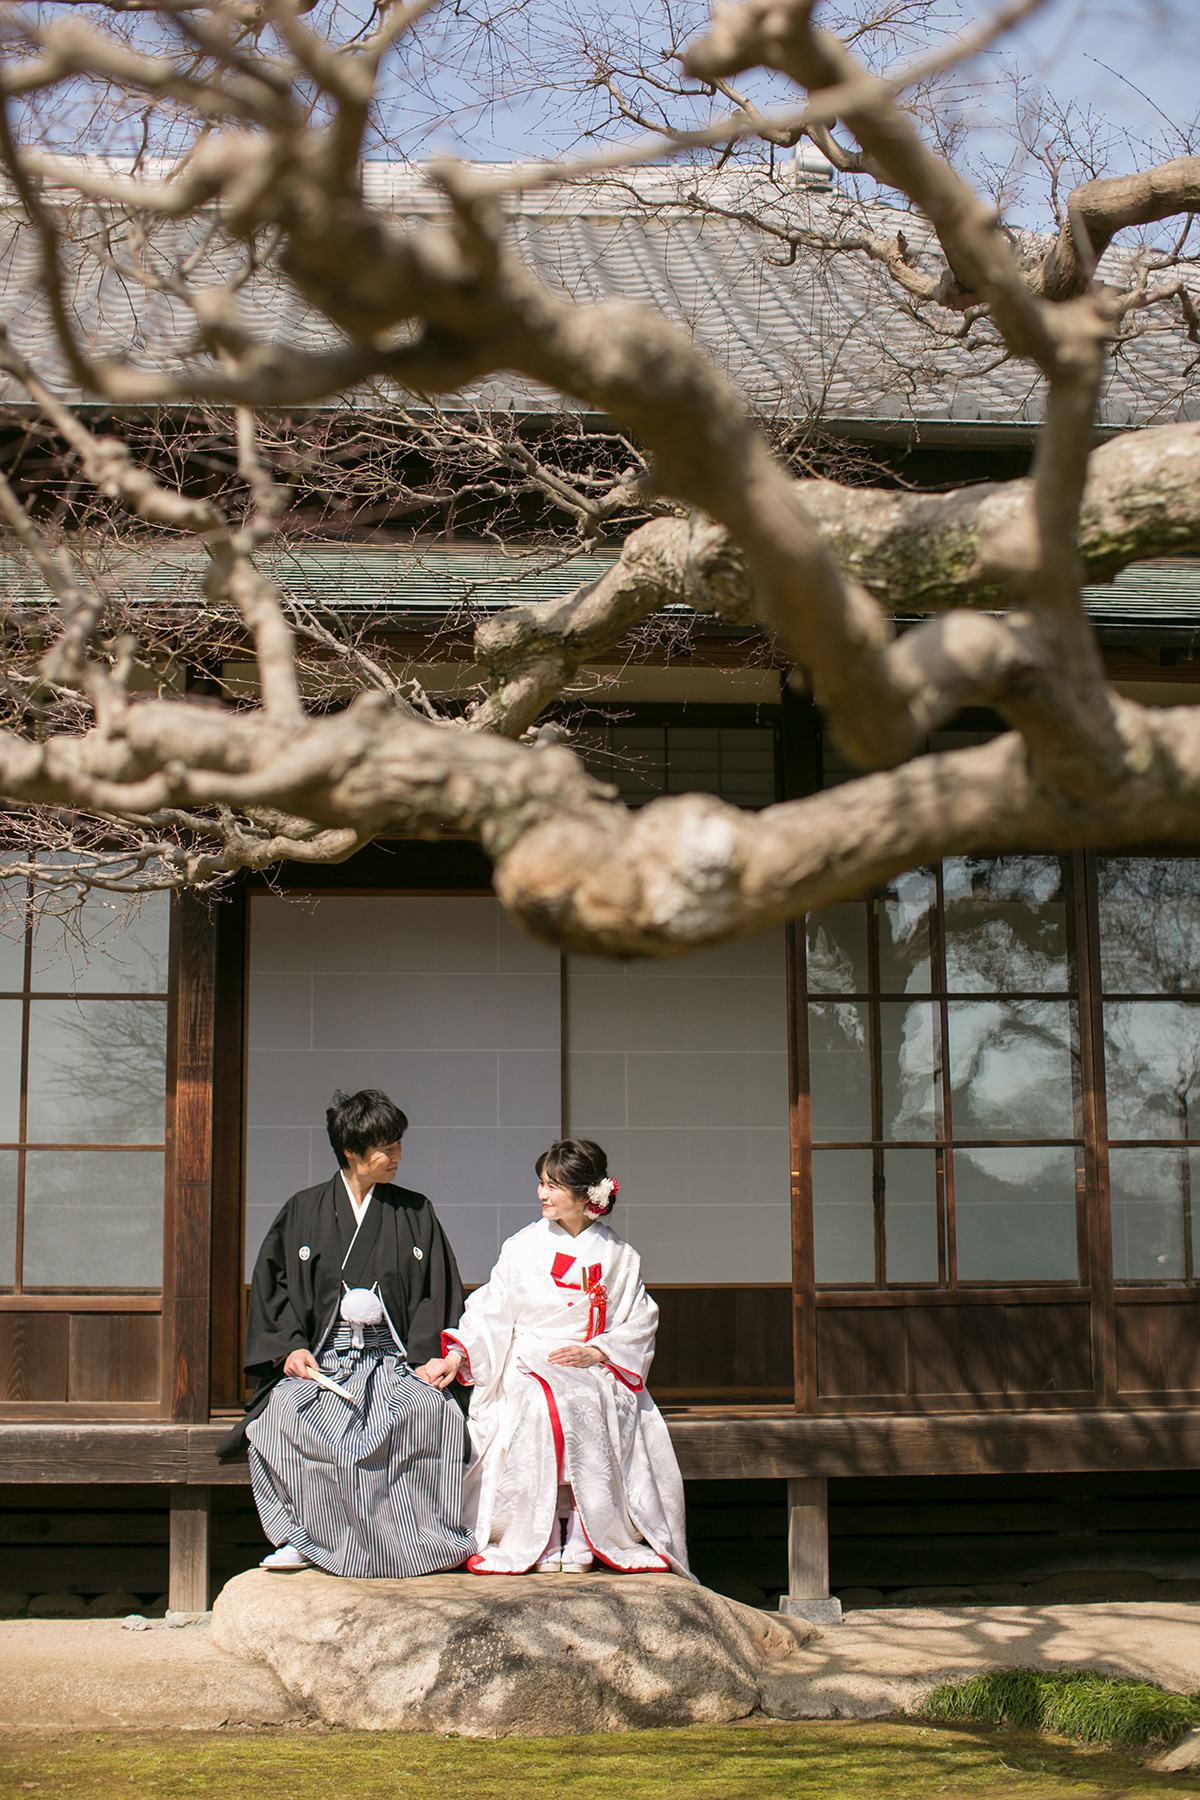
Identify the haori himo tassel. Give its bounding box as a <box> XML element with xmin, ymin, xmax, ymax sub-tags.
<box><xmin>341</xmin><ymin>1285</ymin><xmax>385</xmax><ymax>1348</ymax></box>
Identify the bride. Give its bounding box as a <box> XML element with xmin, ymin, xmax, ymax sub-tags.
<box><xmin>422</xmin><ymin>1139</ymin><xmax>690</xmax><ymax>1576</ymax></box>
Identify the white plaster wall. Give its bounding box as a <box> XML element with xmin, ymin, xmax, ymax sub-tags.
<box><xmin>244</xmin><ymin>895</ymin><xmax>561</xmax><ymax>1283</ymax></box>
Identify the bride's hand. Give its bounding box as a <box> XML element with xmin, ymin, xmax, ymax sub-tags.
<box><xmin>547</xmin><ymin>1344</ymin><xmax>605</xmax><ymax>1368</ymax></box>
<box><xmin>415</xmin><ymin>1352</ymin><xmax>462</xmax><ymax>1388</ymax></box>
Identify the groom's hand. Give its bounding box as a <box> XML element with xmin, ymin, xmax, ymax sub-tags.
<box><xmin>283</xmin><ymin>1348</ymin><xmax>321</xmax><ymax>1379</ymax></box>
<box><xmin>415</xmin><ymin>1353</ymin><xmax>462</xmax><ymax>1388</ymax></box>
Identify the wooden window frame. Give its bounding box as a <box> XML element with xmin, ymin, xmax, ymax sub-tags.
<box><xmin>0</xmin><ymin>889</ymin><xmax>169</xmax><ymax>1299</ymax></box>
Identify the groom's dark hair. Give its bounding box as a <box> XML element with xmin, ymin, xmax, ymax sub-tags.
<box><xmin>327</xmin><ymin>1089</ymin><xmax>409</xmax><ymax>1168</ymax></box>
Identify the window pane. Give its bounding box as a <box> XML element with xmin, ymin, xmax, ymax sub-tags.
<box><xmin>0</xmin><ymin>878</ymin><xmax>24</xmax><ymax>988</ymax></box>
<box><xmin>1098</xmin><ymin>858</ymin><xmax>1200</xmax><ymax>993</ymax></box>
<box><xmin>608</xmin><ymin>727</ymin><xmax>667</xmax><ymax>802</ymax></box>
<box><xmin>808</xmin><ymin>1002</ymin><xmax>871</xmax><ymax>1140</ymax></box>
<box><xmin>717</xmin><ymin>729</ymin><xmax>777</xmax><ymax>808</ymax></box>
<box><xmin>813</xmin><ymin>1148</ymin><xmax>874</xmax><ymax>1282</ymax></box>
<box><xmin>805</xmin><ymin>906</ymin><xmax>868</xmax><ymax>994</ymax></box>
<box><xmin>1103</xmin><ymin>1001</ymin><xmax>1200</xmax><ymax>1139</ymax></box>
<box><xmin>31</xmin><ymin>892</ymin><xmax>169</xmax><ymax>993</ymax></box>
<box><xmin>1108</xmin><ymin>1147</ymin><xmax>1189</xmax><ymax>1281</ymax></box>
<box><xmin>0</xmin><ymin>1001</ymin><xmax>21</xmax><ymax>1140</ymax></box>
<box><xmin>879</xmin><ymin>869</ymin><xmax>935</xmax><ymax>993</ymax></box>
<box><xmin>27</xmin><ymin>1000</ymin><xmax>167</xmax><ymax>1143</ymax></box>
<box><xmin>884</xmin><ymin>1147</ymin><xmax>939</xmax><ymax>1283</ymax></box>
<box><xmin>948</xmin><ymin>1000</ymin><xmax>1078</xmax><ymax>1138</ymax></box>
<box><xmin>880</xmin><ymin>1001</ymin><xmax>939</xmax><ymax>1139</ymax></box>
<box><xmin>22</xmin><ymin>1149</ymin><xmax>163</xmax><ymax>1287</ymax></box>
<box><xmin>952</xmin><ymin>1146</ymin><xmax>1079</xmax><ymax>1282</ymax></box>
<box><xmin>0</xmin><ymin>1151</ymin><xmax>16</xmax><ymax>1285</ymax></box>
<box><xmin>943</xmin><ymin>856</ymin><xmax>1069</xmax><ymax>993</ymax></box>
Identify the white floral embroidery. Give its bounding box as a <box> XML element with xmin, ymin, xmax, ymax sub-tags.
<box><xmin>298</xmin><ymin>1246</ymin><xmax>311</xmax><ymax>1261</ymax></box>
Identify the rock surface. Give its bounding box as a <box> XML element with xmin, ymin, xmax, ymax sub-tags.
<box><xmin>211</xmin><ymin>1569</ymin><xmax>814</xmax><ymax>1736</ymax></box>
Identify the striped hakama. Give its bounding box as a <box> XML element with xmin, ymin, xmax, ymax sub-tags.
<box><xmin>248</xmin><ymin>1322</ymin><xmax>474</xmax><ymax>1578</ymax></box>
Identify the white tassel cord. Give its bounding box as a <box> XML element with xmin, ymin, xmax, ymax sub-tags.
<box><xmin>341</xmin><ymin>1286</ymin><xmax>385</xmax><ymax>1350</ymax></box>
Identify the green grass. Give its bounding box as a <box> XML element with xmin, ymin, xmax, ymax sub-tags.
<box><xmin>922</xmin><ymin>1669</ymin><xmax>1200</xmax><ymax>1750</ymax></box>
<box><xmin>2</xmin><ymin>1722</ymin><xmax>1200</xmax><ymax>1800</ymax></box>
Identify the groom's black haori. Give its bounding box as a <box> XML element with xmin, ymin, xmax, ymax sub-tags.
<box><xmin>218</xmin><ymin>1088</ymin><xmax>474</xmax><ymax>1580</ymax></box>
<box><xmin>219</xmin><ymin>1092</ymin><xmax>464</xmax><ymax>1456</ymax></box>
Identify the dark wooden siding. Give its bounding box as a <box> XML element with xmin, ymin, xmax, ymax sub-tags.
<box><xmin>1116</xmin><ymin>1296</ymin><xmax>1200</xmax><ymax>1395</ymax></box>
<box><xmin>815</xmin><ymin>1297</ymin><xmax>1094</xmax><ymax>1404</ymax></box>
<box><xmin>647</xmin><ymin>1286</ymin><xmax>792</xmax><ymax>1401</ymax></box>
<box><xmin>0</xmin><ymin>1310</ymin><xmax>160</xmax><ymax>1406</ymax></box>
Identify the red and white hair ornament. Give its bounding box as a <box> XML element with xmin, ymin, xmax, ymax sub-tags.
<box><xmin>584</xmin><ymin>1176</ymin><xmax>618</xmax><ymax>1219</ymax></box>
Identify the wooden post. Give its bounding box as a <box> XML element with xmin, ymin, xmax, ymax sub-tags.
<box><xmin>778</xmin><ymin>1476</ymin><xmax>842</xmax><ymax>1623</ymax></box>
<box><xmin>168</xmin><ymin>1485</ymin><xmax>211</xmax><ymax>1613</ymax></box>
<box><xmin>164</xmin><ymin>892</ymin><xmax>217</xmax><ymax>1422</ymax></box>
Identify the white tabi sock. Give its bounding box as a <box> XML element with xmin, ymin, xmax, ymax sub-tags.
<box><xmin>562</xmin><ymin>1509</ymin><xmax>591</xmax><ymax>1563</ymax></box>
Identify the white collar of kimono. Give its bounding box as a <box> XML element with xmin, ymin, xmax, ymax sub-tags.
<box><xmin>339</xmin><ymin>1171</ymin><xmax>375</xmax><ymax>1228</ymax></box>
<box><xmin>545</xmin><ymin>1217</ymin><xmax>598</xmax><ymax>1247</ymax></box>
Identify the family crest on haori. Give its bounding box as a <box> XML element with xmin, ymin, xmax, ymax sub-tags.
<box><xmin>424</xmin><ymin>1139</ymin><xmax>691</xmax><ymax>1577</ymax></box>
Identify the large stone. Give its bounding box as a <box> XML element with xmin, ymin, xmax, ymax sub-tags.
<box><xmin>211</xmin><ymin>1568</ymin><xmax>815</xmax><ymax>1736</ymax></box>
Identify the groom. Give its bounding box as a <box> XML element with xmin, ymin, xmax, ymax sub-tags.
<box><xmin>216</xmin><ymin>1088</ymin><xmax>473</xmax><ymax>1579</ymax></box>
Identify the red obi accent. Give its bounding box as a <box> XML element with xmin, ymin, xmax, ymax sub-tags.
<box><xmin>585</xmin><ymin>1268</ymin><xmax>607</xmax><ymax>1340</ymax></box>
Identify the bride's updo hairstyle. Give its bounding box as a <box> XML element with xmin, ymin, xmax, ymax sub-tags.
<box><xmin>536</xmin><ymin>1138</ymin><xmax>617</xmax><ymax>1218</ymax></box>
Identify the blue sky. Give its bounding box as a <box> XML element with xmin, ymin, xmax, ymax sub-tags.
<box><xmin>374</xmin><ymin>0</ymin><xmax>1199</xmax><ymax>213</ymax></box>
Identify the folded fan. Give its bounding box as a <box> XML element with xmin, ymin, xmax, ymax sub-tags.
<box><xmin>308</xmin><ymin>1370</ymin><xmax>358</xmax><ymax>1402</ymax></box>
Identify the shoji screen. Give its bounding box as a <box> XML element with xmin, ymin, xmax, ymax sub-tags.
<box><xmin>245</xmin><ymin>895</ymin><xmax>561</xmax><ymax>1283</ymax></box>
<box><xmin>565</xmin><ymin>931</ymin><xmax>791</xmax><ymax>1281</ymax></box>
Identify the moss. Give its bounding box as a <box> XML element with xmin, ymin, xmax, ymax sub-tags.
<box><xmin>2</xmin><ymin>1720</ymin><xmax>1198</xmax><ymax>1800</ymax></box>
<box><xmin>922</xmin><ymin>1668</ymin><xmax>1200</xmax><ymax>1750</ymax></box>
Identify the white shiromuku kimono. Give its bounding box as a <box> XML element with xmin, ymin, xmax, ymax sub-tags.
<box><xmin>444</xmin><ymin>1218</ymin><xmax>691</xmax><ymax>1576</ymax></box>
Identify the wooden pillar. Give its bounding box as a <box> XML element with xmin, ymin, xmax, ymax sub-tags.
<box><xmin>781</xmin><ymin>677</ymin><xmax>821</xmax><ymax>1416</ymax></box>
<box><xmin>164</xmin><ymin>892</ymin><xmax>217</xmax><ymax>1422</ymax></box>
<box><xmin>168</xmin><ymin>1485</ymin><xmax>211</xmax><ymax>1613</ymax></box>
<box><xmin>778</xmin><ymin>1476</ymin><xmax>842</xmax><ymax>1624</ymax></box>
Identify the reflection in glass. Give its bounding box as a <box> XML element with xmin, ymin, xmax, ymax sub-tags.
<box><xmin>1108</xmin><ymin>1147</ymin><xmax>1192</xmax><ymax>1281</ymax></box>
<box><xmin>948</xmin><ymin>1000</ymin><xmax>1077</xmax><ymax>1138</ymax></box>
<box><xmin>880</xmin><ymin>1002</ymin><xmax>939</xmax><ymax>1139</ymax></box>
<box><xmin>22</xmin><ymin>1149</ymin><xmax>163</xmax><ymax>1286</ymax></box>
<box><xmin>879</xmin><ymin>869</ymin><xmax>935</xmax><ymax>993</ymax></box>
<box><xmin>1098</xmin><ymin>858</ymin><xmax>1200</xmax><ymax>994</ymax></box>
<box><xmin>1103</xmin><ymin>1002</ymin><xmax>1200</xmax><ymax>1139</ymax></box>
<box><xmin>0</xmin><ymin>1001</ymin><xmax>20</xmax><ymax>1141</ymax></box>
<box><xmin>805</xmin><ymin>906</ymin><xmax>868</xmax><ymax>994</ymax></box>
<box><xmin>953</xmin><ymin>1146</ymin><xmax>1079</xmax><ymax>1281</ymax></box>
<box><xmin>884</xmin><ymin>1147</ymin><xmax>939</xmax><ymax>1283</ymax></box>
<box><xmin>31</xmin><ymin>891</ymin><xmax>169</xmax><ymax>994</ymax></box>
<box><xmin>943</xmin><ymin>857</ymin><xmax>1068</xmax><ymax>994</ymax></box>
<box><xmin>27</xmin><ymin>1000</ymin><xmax>167</xmax><ymax>1143</ymax></box>
<box><xmin>0</xmin><ymin>1151</ymin><xmax>16</xmax><ymax>1284</ymax></box>
<box><xmin>808</xmin><ymin>1002</ymin><xmax>871</xmax><ymax>1141</ymax></box>
<box><xmin>812</xmin><ymin>1148</ymin><xmax>874</xmax><ymax>1282</ymax></box>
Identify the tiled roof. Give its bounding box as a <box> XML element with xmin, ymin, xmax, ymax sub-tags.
<box><xmin>0</xmin><ymin>158</ymin><xmax>1194</xmax><ymax>429</ymax></box>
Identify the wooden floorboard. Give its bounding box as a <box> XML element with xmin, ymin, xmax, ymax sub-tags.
<box><xmin>0</xmin><ymin>1425</ymin><xmax>189</xmax><ymax>1483</ymax></box>
<box><xmin>3</xmin><ymin>1408</ymin><xmax>1200</xmax><ymax>1483</ymax></box>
